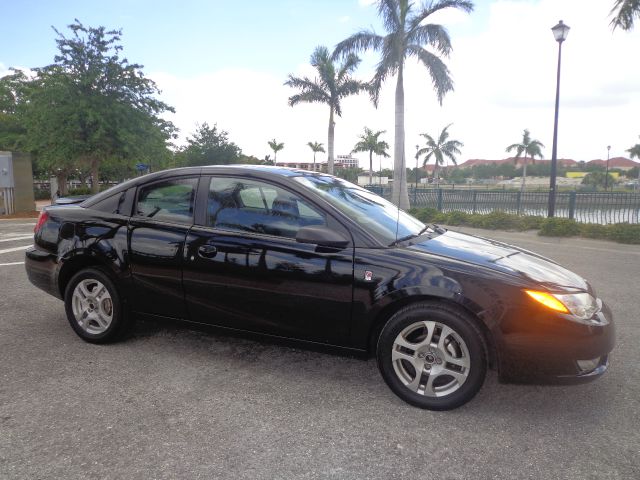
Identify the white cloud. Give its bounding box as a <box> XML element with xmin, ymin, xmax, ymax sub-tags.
<box><xmin>358</xmin><ymin>0</ymin><xmax>376</xmax><ymax>7</ymax></box>
<box><xmin>338</xmin><ymin>15</ymin><xmax>350</xmax><ymax>23</ymax></box>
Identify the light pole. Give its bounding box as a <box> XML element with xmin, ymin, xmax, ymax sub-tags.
<box><xmin>548</xmin><ymin>20</ymin><xmax>570</xmax><ymax>217</ymax></box>
<box><xmin>605</xmin><ymin>145</ymin><xmax>611</xmax><ymax>190</ymax></box>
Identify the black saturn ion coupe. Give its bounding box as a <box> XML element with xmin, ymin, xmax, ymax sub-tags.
<box><xmin>25</xmin><ymin>166</ymin><xmax>614</xmax><ymax>410</ymax></box>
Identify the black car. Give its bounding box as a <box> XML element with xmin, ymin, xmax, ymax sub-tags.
<box><xmin>25</xmin><ymin>166</ymin><xmax>615</xmax><ymax>410</ymax></box>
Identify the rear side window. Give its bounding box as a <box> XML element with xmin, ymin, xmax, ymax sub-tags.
<box><xmin>136</xmin><ymin>178</ymin><xmax>198</xmax><ymax>224</ymax></box>
<box><xmin>207</xmin><ymin>177</ymin><xmax>325</xmax><ymax>239</ymax></box>
<box><xmin>91</xmin><ymin>188</ymin><xmax>135</xmax><ymax>216</ymax></box>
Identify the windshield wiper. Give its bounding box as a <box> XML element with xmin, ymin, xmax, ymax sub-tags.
<box><xmin>389</xmin><ymin>224</ymin><xmax>446</xmax><ymax>246</ymax></box>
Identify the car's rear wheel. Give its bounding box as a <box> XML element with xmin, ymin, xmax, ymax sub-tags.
<box><xmin>377</xmin><ymin>302</ymin><xmax>487</xmax><ymax>410</ymax></box>
<box><xmin>64</xmin><ymin>268</ymin><xmax>129</xmax><ymax>343</ymax></box>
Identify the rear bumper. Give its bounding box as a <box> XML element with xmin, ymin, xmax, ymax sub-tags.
<box><xmin>25</xmin><ymin>246</ymin><xmax>61</xmax><ymax>299</ymax></box>
<box><xmin>496</xmin><ymin>301</ymin><xmax>615</xmax><ymax>384</ymax></box>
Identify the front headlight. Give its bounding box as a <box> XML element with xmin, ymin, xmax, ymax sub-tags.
<box><xmin>525</xmin><ymin>290</ymin><xmax>602</xmax><ymax>324</ymax></box>
<box><xmin>552</xmin><ymin>292</ymin><xmax>601</xmax><ymax>322</ymax></box>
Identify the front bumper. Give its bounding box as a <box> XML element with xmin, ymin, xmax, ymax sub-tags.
<box><xmin>496</xmin><ymin>300</ymin><xmax>615</xmax><ymax>384</ymax></box>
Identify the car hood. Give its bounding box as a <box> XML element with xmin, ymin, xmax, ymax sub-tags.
<box><xmin>408</xmin><ymin>230</ymin><xmax>590</xmax><ymax>292</ymax></box>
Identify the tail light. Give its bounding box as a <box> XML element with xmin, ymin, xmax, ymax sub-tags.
<box><xmin>34</xmin><ymin>211</ymin><xmax>50</xmax><ymax>234</ymax></box>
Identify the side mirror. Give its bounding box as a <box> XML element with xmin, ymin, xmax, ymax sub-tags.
<box><xmin>296</xmin><ymin>226</ymin><xmax>350</xmax><ymax>249</ymax></box>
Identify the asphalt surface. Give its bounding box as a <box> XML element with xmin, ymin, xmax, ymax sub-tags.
<box><xmin>1</xmin><ymin>218</ymin><xmax>638</xmax><ymax>479</ymax></box>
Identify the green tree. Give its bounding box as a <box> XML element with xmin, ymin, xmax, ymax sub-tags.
<box><xmin>418</xmin><ymin>123</ymin><xmax>463</xmax><ymax>182</ymax></box>
<box><xmin>351</xmin><ymin>127</ymin><xmax>390</xmax><ymax>184</ymax></box>
<box><xmin>20</xmin><ymin>20</ymin><xmax>175</xmax><ymax>193</ymax></box>
<box><xmin>0</xmin><ymin>70</ymin><xmax>29</xmax><ymax>152</ymax></box>
<box><xmin>506</xmin><ymin>129</ymin><xmax>544</xmax><ymax>191</ymax></box>
<box><xmin>178</xmin><ymin>123</ymin><xmax>241</xmax><ymax>166</ymax></box>
<box><xmin>610</xmin><ymin>0</ymin><xmax>640</xmax><ymax>30</ymax></box>
<box><xmin>285</xmin><ymin>46</ymin><xmax>369</xmax><ymax>174</ymax></box>
<box><xmin>334</xmin><ymin>167</ymin><xmax>363</xmax><ymax>183</ymax></box>
<box><xmin>268</xmin><ymin>139</ymin><xmax>284</xmax><ymax>162</ymax></box>
<box><xmin>306</xmin><ymin>141</ymin><xmax>326</xmax><ymax>171</ymax></box>
<box><xmin>582</xmin><ymin>171</ymin><xmax>615</xmax><ymax>189</ymax></box>
<box><xmin>333</xmin><ymin>0</ymin><xmax>474</xmax><ymax>209</ymax></box>
<box><xmin>628</xmin><ymin>136</ymin><xmax>640</xmax><ymax>187</ymax></box>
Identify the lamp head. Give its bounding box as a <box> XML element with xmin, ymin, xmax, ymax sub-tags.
<box><xmin>552</xmin><ymin>20</ymin><xmax>570</xmax><ymax>43</ymax></box>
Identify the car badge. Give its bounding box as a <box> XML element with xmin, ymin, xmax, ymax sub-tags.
<box><xmin>364</xmin><ymin>270</ymin><xmax>373</xmax><ymax>281</ymax></box>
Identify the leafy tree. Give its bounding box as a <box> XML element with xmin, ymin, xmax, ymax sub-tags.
<box><xmin>0</xmin><ymin>70</ymin><xmax>29</xmax><ymax>152</ymax></box>
<box><xmin>582</xmin><ymin>171</ymin><xmax>615</xmax><ymax>189</ymax></box>
<box><xmin>178</xmin><ymin>123</ymin><xmax>241</xmax><ymax>166</ymax></box>
<box><xmin>16</xmin><ymin>21</ymin><xmax>176</xmax><ymax>193</ymax></box>
<box><xmin>506</xmin><ymin>129</ymin><xmax>544</xmax><ymax>191</ymax></box>
<box><xmin>285</xmin><ymin>45</ymin><xmax>369</xmax><ymax>174</ymax></box>
<box><xmin>610</xmin><ymin>0</ymin><xmax>640</xmax><ymax>30</ymax></box>
<box><xmin>351</xmin><ymin>127</ymin><xmax>390</xmax><ymax>184</ymax></box>
<box><xmin>306</xmin><ymin>141</ymin><xmax>326</xmax><ymax>171</ymax></box>
<box><xmin>333</xmin><ymin>0</ymin><xmax>474</xmax><ymax>208</ymax></box>
<box><xmin>267</xmin><ymin>139</ymin><xmax>284</xmax><ymax>162</ymax></box>
<box><xmin>418</xmin><ymin>123</ymin><xmax>463</xmax><ymax>182</ymax></box>
<box><xmin>334</xmin><ymin>167</ymin><xmax>363</xmax><ymax>183</ymax></box>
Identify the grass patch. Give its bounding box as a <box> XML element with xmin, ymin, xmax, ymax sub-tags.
<box><xmin>409</xmin><ymin>208</ymin><xmax>640</xmax><ymax>244</ymax></box>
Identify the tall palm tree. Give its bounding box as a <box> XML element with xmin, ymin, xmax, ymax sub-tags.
<box><xmin>610</xmin><ymin>0</ymin><xmax>640</xmax><ymax>30</ymax></box>
<box><xmin>268</xmin><ymin>139</ymin><xmax>284</xmax><ymax>162</ymax></box>
<box><xmin>333</xmin><ymin>0</ymin><xmax>474</xmax><ymax>209</ymax></box>
<box><xmin>506</xmin><ymin>129</ymin><xmax>545</xmax><ymax>191</ymax></box>
<box><xmin>418</xmin><ymin>123</ymin><xmax>463</xmax><ymax>181</ymax></box>
<box><xmin>307</xmin><ymin>141</ymin><xmax>326</xmax><ymax>171</ymax></box>
<box><xmin>285</xmin><ymin>46</ymin><xmax>369</xmax><ymax>175</ymax></box>
<box><xmin>351</xmin><ymin>127</ymin><xmax>390</xmax><ymax>184</ymax></box>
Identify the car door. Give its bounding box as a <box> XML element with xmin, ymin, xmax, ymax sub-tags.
<box><xmin>128</xmin><ymin>176</ymin><xmax>199</xmax><ymax>319</ymax></box>
<box><xmin>182</xmin><ymin>175</ymin><xmax>354</xmax><ymax>346</ymax></box>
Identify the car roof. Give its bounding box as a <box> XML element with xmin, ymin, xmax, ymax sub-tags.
<box><xmin>82</xmin><ymin>165</ymin><xmax>325</xmax><ymax>207</ymax></box>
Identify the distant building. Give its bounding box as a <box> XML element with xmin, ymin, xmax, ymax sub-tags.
<box><xmin>454</xmin><ymin>157</ymin><xmax>638</xmax><ymax>170</ymax></box>
<box><xmin>276</xmin><ymin>154</ymin><xmax>360</xmax><ymax>172</ymax></box>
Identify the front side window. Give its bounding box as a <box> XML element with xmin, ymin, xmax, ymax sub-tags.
<box><xmin>207</xmin><ymin>177</ymin><xmax>325</xmax><ymax>239</ymax></box>
<box><xmin>136</xmin><ymin>178</ymin><xmax>197</xmax><ymax>224</ymax></box>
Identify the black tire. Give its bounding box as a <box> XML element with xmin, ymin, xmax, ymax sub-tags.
<box><xmin>376</xmin><ymin>301</ymin><xmax>487</xmax><ymax>410</ymax></box>
<box><xmin>64</xmin><ymin>267</ymin><xmax>130</xmax><ymax>344</ymax></box>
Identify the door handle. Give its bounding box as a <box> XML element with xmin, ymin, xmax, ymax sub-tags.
<box><xmin>197</xmin><ymin>244</ymin><xmax>218</xmax><ymax>259</ymax></box>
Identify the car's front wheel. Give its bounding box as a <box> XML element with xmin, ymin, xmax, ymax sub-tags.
<box><xmin>377</xmin><ymin>302</ymin><xmax>487</xmax><ymax>410</ymax></box>
<box><xmin>64</xmin><ymin>267</ymin><xmax>130</xmax><ymax>343</ymax></box>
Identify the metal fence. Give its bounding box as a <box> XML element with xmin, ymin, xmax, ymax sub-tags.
<box><xmin>365</xmin><ymin>186</ymin><xmax>640</xmax><ymax>224</ymax></box>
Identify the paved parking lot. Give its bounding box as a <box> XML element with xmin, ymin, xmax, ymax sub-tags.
<box><xmin>1</xmin><ymin>218</ymin><xmax>639</xmax><ymax>479</ymax></box>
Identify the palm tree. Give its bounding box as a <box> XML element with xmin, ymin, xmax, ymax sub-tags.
<box><xmin>285</xmin><ymin>46</ymin><xmax>369</xmax><ymax>174</ymax></box>
<box><xmin>333</xmin><ymin>0</ymin><xmax>474</xmax><ymax>209</ymax></box>
<box><xmin>627</xmin><ymin>136</ymin><xmax>640</xmax><ymax>159</ymax></box>
<box><xmin>307</xmin><ymin>141</ymin><xmax>326</xmax><ymax>171</ymax></box>
<box><xmin>506</xmin><ymin>129</ymin><xmax>545</xmax><ymax>191</ymax></box>
<box><xmin>352</xmin><ymin>127</ymin><xmax>390</xmax><ymax>184</ymax></box>
<box><xmin>627</xmin><ymin>136</ymin><xmax>640</xmax><ymax>187</ymax></box>
<box><xmin>418</xmin><ymin>123</ymin><xmax>463</xmax><ymax>182</ymax></box>
<box><xmin>610</xmin><ymin>0</ymin><xmax>640</xmax><ymax>30</ymax></box>
<box><xmin>268</xmin><ymin>139</ymin><xmax>284</xmax><ymax>162</ymax></box>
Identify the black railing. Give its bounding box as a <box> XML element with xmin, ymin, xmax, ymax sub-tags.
<box><xmin>365</xmin><ymin>186</ymin><xmax>640</xmax><ymax>224</ymax></box>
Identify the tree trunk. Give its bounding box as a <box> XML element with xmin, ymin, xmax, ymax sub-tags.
<box><xmin>392</xmin><ymin>67</ymin><xmax>409</xmax><ymax>209</ymax></box>
<box><xmin>327</xmin><ymin>107</ymin><xmax>335</xmax><ymax>175</ymax></box>
<box><xmin>521</xmin><ymin>155</ymin><xmax>528</xmax><ymax>192</ymax></box>
<box><xmin>313</xmin><ymin>152</ymin><xmax>316</xmax><ymax>172</ymax></box>
<box><xmin>432</xmin><ymin>161</ymin><xmax>439</xmax><ymax>183</ymax></box>
<box><xmin>57</xmin><ymin>172</ymin><xmax>68</xmax><ymax>196</ymax></box>
<box><xmin>91</xmin><ymin>159</ymin><xmax>100</xmax><ymax>194</ymax></box>
<box><xmin>369</xmin><ymin>150</ymin><xmax>373</xmax><ymax>185</ymax></box>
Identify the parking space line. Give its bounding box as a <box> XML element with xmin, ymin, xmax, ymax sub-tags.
<box><xmin>0</xmin><ymin>245</ymin><xmax>31</xmax><ymax>254</ymax></box>
<box><xmin>0</xmin><ymin>261</ymin><xmax>24</xmax><ymax>266</ymax></box>
<box><xmin>0</xmin><ymin>235</ymin><xmax>33</xmax><ymax>243</ymax></box>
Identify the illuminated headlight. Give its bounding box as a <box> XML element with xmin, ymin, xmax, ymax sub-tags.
<box><xmin>552</xmin><ymin>293</ymin><xmax>601</xmax><ymax>324</ymax></box>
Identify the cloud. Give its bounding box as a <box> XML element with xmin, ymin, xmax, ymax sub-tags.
<box><xmin>358</xmin><ymin>0</ymin><xmax>376</xmax><ymax>6</ymax></box>
<box><xmin>338</xmin><ymin>15</ymin><xmax>350</xmax><ymax>23</ymax></box>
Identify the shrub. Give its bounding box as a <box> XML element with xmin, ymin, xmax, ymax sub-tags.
<box><xmin>605</xmin><ymin>223</ymin><xmax>640</xmax><ymax>244</ymax></box>
<box><xmin>538</xmin><ymin>218</ymin><xmax>581</xmax><ymax>237</ymax></box>
<box><xmin>518</xmin><ymin>216</ymin><xmax>545</xmax><ymax>231</ymax></box>
<box><xmin>410</xmin><ymin>207</ymin><xmax>439</xmax><ymax>223</ymax></box>
<box><xmin>477</xmin><ymin>211</ymin><xmax>521</xmax><ymax>230</ymax></box>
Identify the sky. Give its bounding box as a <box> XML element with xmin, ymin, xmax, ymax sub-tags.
<box><xmin>1</xmin><ymin>0</ymin><xmax>639</xmax><ymax>170</ymax></box>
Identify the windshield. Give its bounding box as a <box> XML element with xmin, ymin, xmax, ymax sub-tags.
<box><xmin>294</xmin><ymin>175</ymin><xmax>425</xmax><ymax>245</ymax></box>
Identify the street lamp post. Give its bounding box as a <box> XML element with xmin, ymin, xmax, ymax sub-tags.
<box><xmin>548</xmin><ymin>20</ymin><xmax>570</xmax><ymax>217</ymax></box>
<box><xmin>605</xmin><ymin>145</ymin><xmax>611</xmax><ymax>190</ymax></box>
